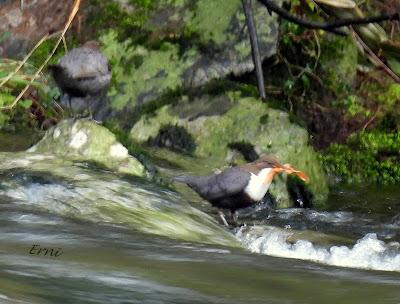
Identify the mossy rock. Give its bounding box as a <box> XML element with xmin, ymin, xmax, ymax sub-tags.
<box><xmin>29</xmin><ymin>119</ymin><xmax>147</xmax><ymax>177</ymax></box>
<box><xmin>130</xmin><ymin>92</ymin><xmax>329</xmax><ymax>208</ymax></box>
<box><xmin>93</xmin><ymin>0</ymin><xmax>280</xmax><ymax>121</ymax></box>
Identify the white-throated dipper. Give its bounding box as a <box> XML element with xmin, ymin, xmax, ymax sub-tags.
<box><xmin>174</xmin><ymin>155</ymin><xmax>309</xmax><ymax>226</ymax></box>
<box><xmin>48</xmin><ymin>41</ymin><xmax>111</xmax><ymax>117</ymax></box>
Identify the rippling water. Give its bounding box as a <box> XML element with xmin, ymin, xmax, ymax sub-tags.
<box><xmin>1</xmin><ymin>146</ymin><xmax>400</xmax><ymax>303</ymax></box>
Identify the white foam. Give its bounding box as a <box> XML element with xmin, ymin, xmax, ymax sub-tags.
<box><xmin>236</xmin><ymin>227</ymin><xmax>400</xmax><ymax>272</ymax></box>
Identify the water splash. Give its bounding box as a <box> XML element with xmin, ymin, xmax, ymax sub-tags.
<box><xmin>236</xmin><ymin>226</ymin><xmax>400</xmax><ymax>272</ymax></box>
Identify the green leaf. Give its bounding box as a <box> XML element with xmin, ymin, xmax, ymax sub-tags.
<box><xmin>0</xmin><ymin>31</ymin><xmax>11</xmax><ymax>44</ymax></box>
<box><xmin>301</xmin><ymin>74</ymin><xmax>310</xmax><ymax>88</ymax></box>
<box><xmin>0</xmin><ymin>111</ymin><xmax>9</xmax><ymax>125</ymax></box>
<box><xmin>0</xmin><ymin>92</ymin><xmax>14</xmax><ymax>106</ymax></box>
<box><xmin>313</xmin><ymin>0</ymin><xmax>355</xmax><ymax>8</ymax></box>
<box><xmin>387</xmin><ymin>58</ymin><xmax>400</xmax><ymax>77</ymax></box>
<box><xmin>305</xmin><ymin>0</ymin><xmax>315</xmax><ymax>11</ymax></box>
<box><xmin>19</xmin><ymin>99</ymin><xmax>33</xmax><ymax>109</ymax></box>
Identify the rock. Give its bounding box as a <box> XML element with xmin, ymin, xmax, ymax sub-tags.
<box><xmin>0</xmin><ymin>0</ymin><xmax>70</xmax><ymax>58</ymax></box>
<box><xmin>130</xmin><ymin>92</ymin><xmax>329</xmax><ymax>208</ymax></box>
<box><xmin>29</xmin><ymin>119</ymin><xmax>147</xmax><ymax>177</ymax></box>
<box><xmin>0</xmin><ymin>147</ymin><xmax>238</xmax><ymax>246</ymax></box>
<box><xmin>95</xmin><ymin>0</ymin><xmax>280</xmax><ymax>122</ymax></box>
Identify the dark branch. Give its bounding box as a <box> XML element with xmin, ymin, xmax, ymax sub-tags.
<box><xmin>257</xmin><ymin>0</ymin><xmax>400</xmax><ymax>36</ymax></box>
<box><xmin>242</xmin><ymin>0</ymin><xmax>266</xmax><ymax>100</ymax></box>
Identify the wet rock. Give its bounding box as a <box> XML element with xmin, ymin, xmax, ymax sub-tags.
<box><xmin>0</xmin><ymin>152</ymin><xmax>239</xmax><ymax>246</ymax></box>
<box><xmin>130</xmin><ymin>92</ymin><xmax>329</xmax><ymax>208</ymax></box>
<box><xmin>29</xmin><ymin>118</ymin><xmax>147</xmax><ymax>177</ymax></box>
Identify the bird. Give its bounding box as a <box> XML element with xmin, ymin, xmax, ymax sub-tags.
<box><xmin>174</xmin><ymin>155</ymin><xmax>309</xmax><ymax>226</ymax></box>
<box><xmin>48</xmin><ymin>41</ymin><xmax>111</xmax><ymax>118</ymax></box>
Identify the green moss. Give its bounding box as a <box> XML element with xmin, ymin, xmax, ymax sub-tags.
<box><xmin>333</xmin><ymin>95</ymin><xmax>370</xmax><ymax>117</ymax></box>
<box><xmin>131</xmin><ymin>91</ymin><xmax>329</xmax><ymax>208</ymax></box>
<box><xmin>100</xmin><ymin>30</ymin><xmax>196</xmax><ymax>110</ymax></box>
<box><xmin>87</xmin><ymin>0</ymin><xmax>153</xmax><ymax>41</ymax></box>
<box><xmin>187</xmin><ymin>0</ymin><xmax>240</xmax><ymax>46</ymax></box>
<box><xmin>319</xmin><ymin>35</ymin><xmax>358</xmax><ymax>92</ymax></box>
<box><xmin>31</xmin><ymin>119</ymin><xmax>147</xmax><ymax>177</ymax></box>
<box><xmin>322</xmin><ymin>131</ymin><xmax>400</xmax><ymax>185</ymax></box>
<box><xmin>378</xmin><ymin>83</ymin><xmax>400</xmax><ymax>107</ymax></box>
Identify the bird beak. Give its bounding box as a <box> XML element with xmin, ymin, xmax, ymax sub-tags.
<box><xmin>282</xmin><ymin>164</ymin><xmax>309</xmax><ymax>182</ymax></box>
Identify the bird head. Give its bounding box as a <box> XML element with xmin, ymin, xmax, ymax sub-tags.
<box><xmin>256</xmin><ymin>155</ymin><xmax>309</xmax><ymax>182</ymax></box>
<box><xmin>83</xmin><ymin>40</ymin><xmax>100</xmax><ymax>50</ymax></box>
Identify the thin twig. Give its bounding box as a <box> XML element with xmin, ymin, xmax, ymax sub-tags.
<box><xmin>362</xmin><ymin>106</ymin><xmax>379</xmax><ymax>131</ymax></box>
<box><xmin>350</xmin><ymin>27</ymin><xmax>400</xmax><ymax>83</ymax></box>
<box><xmin>313</xmin><ymin>30</ymin><xmax>321</xmax><ymax>70</ymax></box>
<box><xmin>0</xmin><ymin>34</ymin><xmax>49</xmax><ymax>88</ymax></box>
<box><xmin>0</xmin><ymin>0</ymin><xmax>81</xmax><ymax>111</ymax></box>
<box><xmin>62</xmin><ymin>35</ymin><xmax>68</xmax><ymax>53</ymax></box>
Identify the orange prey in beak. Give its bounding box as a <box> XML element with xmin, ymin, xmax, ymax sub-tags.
<box><xmin>280</xmin><ymin>164</ymin><xmax>309</xmax><ymax>182</ymax></box>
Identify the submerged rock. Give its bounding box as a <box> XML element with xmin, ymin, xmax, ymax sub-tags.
<box><xmin>130</xmin><ymin>92</ymin><xmax>329</xmax><ymax>208</ymax></box>
<box><xmin>0</xmin><ymin>152</ymin><xmax>239</xmax><ymax>246</ymax></box>
<box><xmin>29</xmin><ymin>119</ymin><xmax>146</xmax><ymax>177</ymax></box>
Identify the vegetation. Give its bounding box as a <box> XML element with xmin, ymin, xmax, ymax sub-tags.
<box><xmin>258</xmin><ymin>0</ymin><xmax>400</xmax><ymax>186</ymax></box>
<box><xmin>2</xmin><ymin>0</ymin><xmax>400</xmax><ymax>188</ymax></box>
<box><xmin>0</xmin><ymin>57</ymin><xmax>59</xmax><ymax>129</ymax></box>
<box><xmin>322</xmin><ymin>131</ymin><xmax>400</xmax><ymax>184</ymax></box>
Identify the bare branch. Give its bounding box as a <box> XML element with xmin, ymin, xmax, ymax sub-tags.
<box><xmin>242</xmin><ymin>0</ymin><xmax>266</xmax><ymax>100</ymax></box>
<box><xmin>257</xmin><ymin>0</ymin><xmax>400</xmax><ymax>35</ymax></box>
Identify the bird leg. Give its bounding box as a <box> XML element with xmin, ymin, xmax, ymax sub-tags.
<box><xmin>231</xmin><ymin>210</ymin><xmax>238</xmax><ymax>223</ymax></box>
<box><xmin>218</xmin><ymin>210</ymin><xmax>229</xmax><ymax>227</ymax></box>
<box><xmin>87</xmin><ymin>99</ymin><xmax>93</xmax><ymax>120</ymax></box>
<box><xmin>68</xmin><ymin>95</ymin><xmax>75</xmax><ymax>118</ymax></box>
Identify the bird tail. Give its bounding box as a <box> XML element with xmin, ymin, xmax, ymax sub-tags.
<box><xmin>47</xmin><ymin>64</ymin><xmax>63</xmax><ymax>77</ymax></box>
<box><xmin>173</xmin><ymin>175</ymin><xmax>191</xmax><ymax>184</ymax></box>
<box><xmin>47</xmin><ymin>64</ymin><xmax>60</xmax><ymax>71</ymax></box>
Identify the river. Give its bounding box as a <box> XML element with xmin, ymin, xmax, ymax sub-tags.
<box><xmin>0</xmin><ymin>132</ymin><xmax>400</xmax><ymax>304</ymax></box>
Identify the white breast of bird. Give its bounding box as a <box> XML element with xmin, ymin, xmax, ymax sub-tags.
<box><xmin>244</xmin><ymin>168</ymin><xmax>273</xmax><ymax>201</ymax></box>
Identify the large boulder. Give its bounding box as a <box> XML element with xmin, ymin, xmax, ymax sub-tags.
<box><xmin>0</xmin><ymin>137</ymin><xmax>238</xmax><ymax>246</ymax></box>
<box><xmin>94</xmin><ymin>0</ymin><xmax>280</xmax><ymax>122</ymax></box>
<box><xmin>130</xmin><ymin>92</ymin><xmax>329</xmax><ymax>208</ymax></box>
<box><xmin>29</xmin><ymin>119</ymin><xmax>147</xmax><ymax>177</ymax></box>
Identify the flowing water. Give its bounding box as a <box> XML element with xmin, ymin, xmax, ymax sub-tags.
<box><xmin>1</xmin><ymin>140</ymin><xmax>400</xmax><ymax>303</ymax></box>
